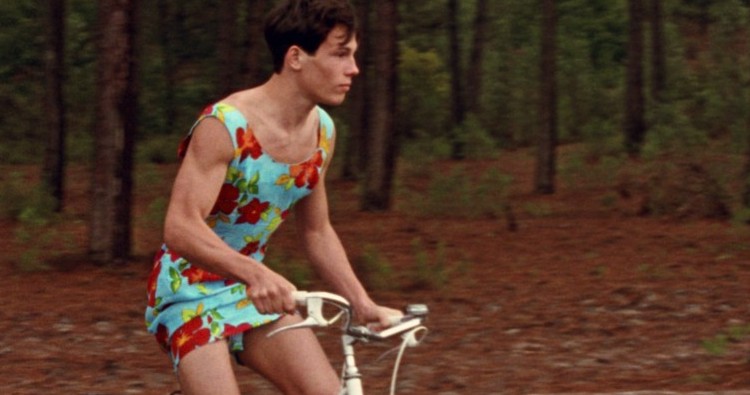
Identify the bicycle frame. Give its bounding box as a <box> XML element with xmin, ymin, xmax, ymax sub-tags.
<box><xmin>341</xmin><ymin>333</ymin><xmax>364</xmax><ymax>395</ymax></box>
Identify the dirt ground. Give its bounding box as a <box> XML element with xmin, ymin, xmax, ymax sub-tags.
<box><xmin>2</xmin><ymin>148</ymin><xmax>750</xmax><ymax>394</ymax></box>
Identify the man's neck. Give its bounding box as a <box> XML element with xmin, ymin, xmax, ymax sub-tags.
<box><xmin>256</xmin><ymin>74</ymin><xmax>316</xmax><ymax>130</ymax></box>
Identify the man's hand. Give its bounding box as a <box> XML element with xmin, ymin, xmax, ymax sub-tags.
<box><xmin>245</xmin><ymin>265</ymin><xmax>297</xmax><ymax>315</ymax></box>
<box><xmin>353</xmin><ymin>301</ymin><xmax>403</xmax><ymax>330</ymax></box>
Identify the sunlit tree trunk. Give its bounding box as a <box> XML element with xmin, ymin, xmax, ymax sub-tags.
<box><xmin>42</xmin><ymin>0</ymin><xmax>66</xmax><ymax>212</ymax></box>
<box><xmin>90</xmin><ymin>0</ymin><xmax>138</xmax><ymax>264</ymax></box>
<box><xmin>466</xmin><ymin>0</ymin><xmax>488</xmax><ymax>116</ymax></box>
<box><xmin>342</xmin><ymin>0</ymin><xmax>371</xmax><ymax>180</ymax></box>
<box><xmin>624</xmin><ymin>0</ymin><xmax>646</xmax><ymax>156</ymax></box>
<box><xmin>535</xmin><ymin>0</ymin><xmax>557</xmax><ymax>195</ymax></box>
<box><xmin>649</xmin><ymin>0</ymin><xmax>666</xmax><ymax>102</ymax></box>
<box><xmin>447</xmin><ymin>0</ymin><xmax>465</xmax><ymax>159</ymax></box>
<box><xmin>242</xmin><ymin>0</ymin><xmax>269</xmax><ymax>87</ymax></box>
<box><xmin>362</xmin><ymin>0</ymin><xmax>397</xmax><ymax>211</ymax></box>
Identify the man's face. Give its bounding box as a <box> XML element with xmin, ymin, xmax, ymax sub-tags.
<box><xmin>299</xmin><ymin>25</ymin><xmax>359</xmax><ymax>106</ymax></box>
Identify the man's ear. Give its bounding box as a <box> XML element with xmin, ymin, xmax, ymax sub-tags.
<box><xmin>286</xmin><ymin>45</ymin><xmax>306</xmax><ymax>71</ymax></box>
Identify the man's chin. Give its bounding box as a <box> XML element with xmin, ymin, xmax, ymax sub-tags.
<box><xmin>319</xmin><ymin>94</ymin><xmax>347</xmax><ymax>107</ymax></box>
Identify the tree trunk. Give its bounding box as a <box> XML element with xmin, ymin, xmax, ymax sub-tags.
<box><xmin>535</xmin><ymin>0</ymin><xmax>557</xmax><ymax>195</ymax></box>
<box><xmin>649</xmin><ymin>0</ymin><xmax>666</xmax><ymax>102</ymax></box>
<box><xmin>242</xmin><ymin>0</ymin><xmax>269</xmax><ymax>88</ymax></box>
<box><xmin>90</xmin><ymin>0</ymin><xmax>138</xmax><ymax>264</ymax></box>
<box><xmin>447</xmin><ymin>0</ymin><xmax>465</xmax><ymax>159</ymax></box>
<box><xmin>157</xmin><ymin>0</ymin><xmax>177</xmax><ymax>127</ymax></box>
<box><xmin>624</xmin><ymin>0</ymin><xmax>646</xmax><ymax>157</ymax></box>
<box><xmin>42</xmin><ymin>0</ymin><xmax>66</xmax><ymax>212</ymax></box>
<box><xmin>362</xmin><ymin>0</ymin><xmax>397</xmax><ymax>211</ymax></box>
<box><xmin>466</xmin><ymin>0</ymin><xmax>488</xmax><ymax>116</ymax></box>
<box><xmin>217</xmin><ymin>0</ymin><xmax>238</xmax><ymax>97</ymax></box>
<box><xmin>743</xmin><ymin>44</ymin><xmax>750</xmax><ymax>209</ymax></box>
<box><xmin>342</xmin><ymin>0</ymin><xmax>371</xmax><ymax>181</ymax></box>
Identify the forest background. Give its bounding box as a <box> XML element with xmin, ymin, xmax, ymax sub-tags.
<box><xmin>1</xmin><ymin>0</ymin><xmax>750</xmax><ymax>262</ymax></box>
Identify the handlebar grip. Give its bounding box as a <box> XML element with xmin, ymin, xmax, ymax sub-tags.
<box><xmin>387</xmin><ymin>314</ymin><xmax>406</xmax><ymax>327</ymax></box>
<box><xmin>291</xmin><ymin>290</ymin><xmax>309</xmax><ymax>305</ymax></box>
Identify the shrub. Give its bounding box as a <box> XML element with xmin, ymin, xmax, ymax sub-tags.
<box><xmin>633</xmin><ymin>159</ymin><xmax>732</xmax><ymax>220</ymax></box>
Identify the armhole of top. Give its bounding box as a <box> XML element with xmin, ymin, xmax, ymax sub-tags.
<box><xmin>178</xmin><ymin>104</ymin><xmax>240</xmax><ymax>159</ymax></box>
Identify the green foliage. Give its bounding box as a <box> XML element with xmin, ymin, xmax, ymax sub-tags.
<box><xmin>556</xmin><ymin>0</ymin><xmax>627</xmax><ymax>143</ymax></box>
<box><xmin>409</xmin><ymin>238</ymin><xmax>448</xmax><ymax>290</ymax></box>
<box><xmin>352</xmin><ymin>244</ymin><xmax>394</xmax><ymax>291</ymax></box>
<box><xmin>398</xmin><ymin>45</ymin><xmax>450</xmax><ymax>140</ymax></box>
<box><xmin>452</xmin><ymin>114</ymin><xmax>498</xmax><ymax>160</ymax></box>
<box><xmin>635</xmin><ymin>159</ymin><xmax>732</xmax><ymax>220</ymax></box>
<box><xmin>0</xmin><ymin>2</ymin><xmax>45</xmax><ymax>164</ymax></box>
<box><xmin>400</xmin><ymin>164</ymin><xmax>513</xmax><ymax>220</ymax></box>
<box><xmin>560</xmin><ymin>151</ymin><xmax>625</xmax><ymax>190</ymax></box>
<box><xmin>408</xmin><ymin>237</ymin><xmax>472</xmax><ymax>291</ymax></box>
<box><xmin>642</xmin><ymin>99</ymin><xmax>706</xmax><ymax>159</ymax></box>
<box><xmin>1</xmin><ymin>176</ymin><xmax>60</xmax><ymax>271</ymax></box>
<box><xmin>701</xmin><ymin>323</ymin><xmax>750</xmax><ymax>356</ymax></box>
<box><xmin>0</xmin><ymin>172</ymin><xmax>35</xmax><ymax>220</ymax></box>
<box><xmin>137</xmin><ymin>134</ymin><xmax>182</xmax><ymax>164</ymax></box>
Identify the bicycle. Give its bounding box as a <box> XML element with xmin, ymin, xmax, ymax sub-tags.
<box><xmin>267</xmin><ymin>291</ymin><xmax>429</xmax><ymax>395</ymax></box>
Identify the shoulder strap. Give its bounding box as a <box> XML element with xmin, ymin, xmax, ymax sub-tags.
<box><xmin>316</xmin><ymin>106</ymin><xmax>336</xmax><ymax>163</ymax></box>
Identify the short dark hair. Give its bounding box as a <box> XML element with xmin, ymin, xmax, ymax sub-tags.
<box><xmin>264</xmin><ymin>0</ymin><xmax>357</xmax><ymax>73</ymax></box>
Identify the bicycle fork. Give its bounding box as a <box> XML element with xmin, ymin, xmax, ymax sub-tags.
<box><xmin>340</xmin><ymin>334</ymin><xmax>364</xmax><ymax>395</ymax></box>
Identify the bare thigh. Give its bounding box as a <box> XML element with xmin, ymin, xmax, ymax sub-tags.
<box><xmin>237</xmin><ymin>314</ymin><xmax>340</xmax><ymax>395</ymax></box>
<box><xmin>177</xmin><ymin>339</ymin><xmax>241</xmax><ymax>395</ymax></box>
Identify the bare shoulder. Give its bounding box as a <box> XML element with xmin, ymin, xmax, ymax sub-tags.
<box><xmin>186</xmin><ymin>117</ymin><xmax>234</xmax><ymax>165</ymax></box>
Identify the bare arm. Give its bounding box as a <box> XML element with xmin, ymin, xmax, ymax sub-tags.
<box><xmin>163</xmin><ymin>118</ymin><xmax>296</xmax><ymax>314</ymax></box>
<box><xmin>295</xmin><ymin>143</ymin><xmax>399</xmax><ymax>325</ymax></box>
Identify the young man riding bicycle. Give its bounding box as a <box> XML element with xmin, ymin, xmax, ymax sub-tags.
<box><xmin>144</xmin><ymin>1</ymin><xmax>400</xmax><ymax>393</ymax></box>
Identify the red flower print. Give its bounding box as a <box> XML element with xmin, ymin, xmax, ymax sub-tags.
<box><xmin>156</xmin><ymin>324</ymin><xmax>169</xmax><ymax>352</ymax></box>
<box><xmin>290</xmin><ymin>150</ymin><xmax>323</xmax><ymax>189</ymax></box>
<box><xmin>236</xmin><ymin>127</ymin><xmax>262</xmax><ymax>162</ymax></box>
<box><xmin>171</xmin><ymin>316</ymin><xmax>211</xmax><ymax>361</ymax></box>
<box><xmin>147</xmin><ymin>259</ymin><xmax>162</xmax><ymax>307</ymax></box>
<box><xmin>210</xmin><ymin>183</ymin><xmax>240</xmax><ymax>215</ymax></box>
<box><xmin>181</xmin><ymin>265</ymin><xmax>224</xmax><ymax>284</ymax></box>
<box><xmin>224</xmin><ymin>322</ymin><xmax>252</xmax><ymax>338</ymax></box>
<box><xmin>236</xmin><ymin>198</ymin><xmax>270</xmax><ymax>225</ymax></box>
<box><xmin>239</xmin><ymin>240</ymin><xmax>260</xmax><ymax>256</ymax></box>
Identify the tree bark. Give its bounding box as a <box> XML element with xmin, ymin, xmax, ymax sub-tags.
<box><xmin>90</xmin><ymin>0</ymin><xmax>138</xmax><ymax>264</ymax></box>
<box><xmin>42</xmin><ymin>0</ymin><xmax>66</xmax><ymax>212</ymax></box>
<box><xmin>342</xmin><ymin>0</ymin><xmax>371</xmax><ymax>180</ymax></box>
<box><xmin>649</xmin><ymin>0</ymin><xmax>666</xmax><ymax>102</ymax></box>
<box><xmin>242</xmin><ymin>0</ymin><xmax>269</xmax><ymax>88</ymax></box>
<box><xmin>157</xmin><ymin>0</ymin><xmax>177</xmax><ymax>127</ymax></box>
<box><xmin>535</xmin><ymin>0</ymin><xmax>557</xmax><ymax>195</ymax></box>
<box><xmin>447</xmin><ymin>0</ymin><xmax>465</xmax><ymax>159</ymax></box>
<box><xmin>624</xmin><ymin>0</ymin><xmax>646</xmax><ymax>157</ymax></box>
<box><xmin>466</xmin><ymin>0</ymin><xmax>488</xmax><ymax>116</ymax></box>
<box><xmin>218</xmin><ymin>0</ymin><xmax>238</xmax><ymax>97</ymax></box>
<box><xmin>362</xmin><ymin>0</ymin><xmax>398</xmax><ymax>211</ymax></box>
